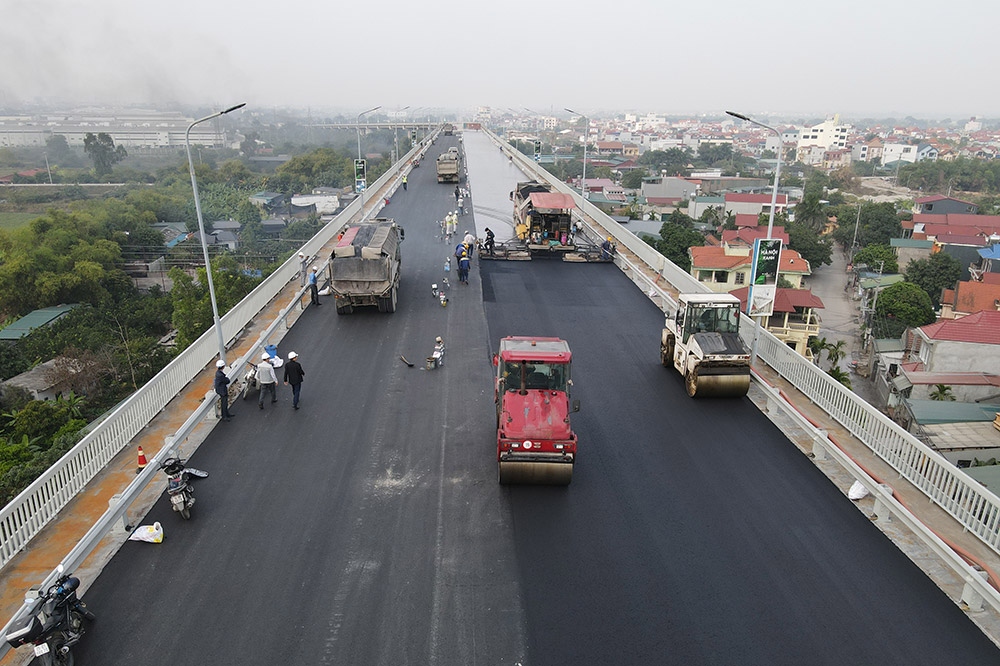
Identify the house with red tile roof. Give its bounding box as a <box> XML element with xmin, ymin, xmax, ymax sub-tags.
<box><xmin>940</xmin><ymin>280</ymin><xmax>1000</xmax><ymax>318</ymax></box>
<box><xmin>730</xmin><ymin>287</ymin><xmax>824</xmax><ymax>359</ymax></box>
<box><xmin>908</xmin><ymin>311</ymin><xmax>1000</xmax><ymax>374</ymax></box>
<box><xmin>720</xmin><ymin>225</ymin><xmax>790</xmax><ymax>248</ymax></box>
<box><xmin>689</xmin><ymin>244</ymin><xmax>810</xmax><ymax>293</ymax></box>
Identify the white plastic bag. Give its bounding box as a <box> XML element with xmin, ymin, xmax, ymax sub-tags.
<box><xmin>848</xmin><ymin>480</ymin><xmax>870</xmax><ymax>501</ymax></box>
<box><xmin>129</xmin><ymin>522</ymin><xmax>164</xmax><ymax>543</ymax></box>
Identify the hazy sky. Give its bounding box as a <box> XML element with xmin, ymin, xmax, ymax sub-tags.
<box><xmin>2</xmin><ymin>0</ymin><xmax>997</xmax><ymax>120</ymax></box>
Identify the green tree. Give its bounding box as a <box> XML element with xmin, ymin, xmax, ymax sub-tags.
<box><xmin>644</xmin><ymin>210</ymin><xmax>704</xmax><ymax>271</ymax></box>
<box><xmin>853</xmin><ymin>244</ymin><xmax>898</xmax><ymax>274</ymax></box>
<box><xmin>827</xmin><ymin>366</ymin><xmax>852</xmax><ymax>389</ymax></box>
<box><xmin>807</xmin><ymin>336</ymin><xmax>828</xmax><ymax>365</ymax></box>
<box><xmin>825</xmin><ymin>339</ymin><xmax>847</xmax><ymax>368</ymax></box>
<box><xmin>786</xmin><ymin>219</ymin><xmax>833</xmax><ymax>268</ymax></box>
<box><xmin>637</xmin><ymin>148</ymin><xmax>691</xmax><ymax>175</ymax></box>
<box><xmin>903</xmin><ymin>252</ymin><xmax>962</xmax><ymax>305</ymax></box>
<box><xmin>872</xmin><ymin>281</ymin><xmax>936</xmax><ymax>339</ymax></box>
<box><xmin>83</xmin><ymin>132</ymin><xmax>127</xmax><ymax>177</ymax></box>
<box><xmin>929</xmin><ymin>384</ymin><xmax>956</xmax><ymax>401</ymax></box>
<box><xmin>621</xmin><ymin>169</ymin><xmax>648</xmax><ymax>189</ymax></box>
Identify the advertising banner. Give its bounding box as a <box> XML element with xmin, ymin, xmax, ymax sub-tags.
<box><xmin>747</xmin><ymin>238</ymin><xmax>782</xmax><ymax>317</ymax></box>
<box><xmin>354</xmin><ymin>159</ymin><xmax>367</xmax><ymax>193</ymax></box>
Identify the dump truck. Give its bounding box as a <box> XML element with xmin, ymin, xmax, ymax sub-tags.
<box><xmin>329</xmin><ymin>219</ymin><xmax>404</xmax><ymax>315</ymax></box>
<box><xmin>494</xmin><ymin>336</ymin><xmax>580</xmax><ymax>485</ymax></box>
<box><xmin>436</xmin><ymin>148</ymin><xmax>461</xmax><ymax>183</ymax></box>
<box><xmin>660</xmin><ymin>293</ymin><xmax>751</xmax><ymax>398</ymax></box>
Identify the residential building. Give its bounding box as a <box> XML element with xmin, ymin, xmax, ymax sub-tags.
<box><xmin>689</xmin><ymin>244</ymin><xmax>810</xmax><ymax>293</ymax></box>
<box><xmin>730</xmin><ymin>287</ymin><xmax>824</xmax><ymax>359</ymax></box>
<box><xmin>795</xmin><ymin>115</ymin><xmax>851</xmax><ymax>163</ymax></box>
<box><xmin>724</xmin><ymin>193</ymin><xmax>788</xmax><ymax>218</ymax></box>
<box><xmin>940</xmin><ymin>280</ymin><xmax>1000</xmax><ymax>318</ymax></box>
<box><xmin>913</xmin><ymin>195</ymin><xmax>978</xmax><ymax>215</ymax></box>
<box><xmin>881</xmin><ymin>143</ymin><xmax>918</xmax><ymax>165</ymax></box>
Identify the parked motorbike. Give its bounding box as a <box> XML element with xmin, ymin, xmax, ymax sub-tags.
<box><xmin>241</xmin><ymin>362</ymin><xmax>259</xmax><ymax>399</ymax></box>
<box><xmin>160</xmin><ymin>457</ymin><xmax>208</xmax><ymax>520</ymax></box>
<box><xmin>6</xmin><ymin>565</ymin><xmax>95</xmax><ymax>666</ymax></box>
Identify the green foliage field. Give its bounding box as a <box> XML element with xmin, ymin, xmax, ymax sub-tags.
<box><xmin>0</xmin><ymin>212</ymin><xmax>39</xmax><ymax>230</ymax></box>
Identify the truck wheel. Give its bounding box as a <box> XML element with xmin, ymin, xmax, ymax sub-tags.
<box><xmin>386</xmin><ymin>287</ymin><xmax>397</xmax><ymax>313</ymax></box>
<box><xmin>336</xmin><ymin>304</ymin><xmax>353</xmax><ymax>315</ymax></box>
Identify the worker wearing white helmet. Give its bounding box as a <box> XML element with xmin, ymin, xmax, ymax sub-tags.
<box><xmin>308</xmin><ymin>265</ymin><xmax>321</xmax><ymax>307</ymax></box>
<box><xmin>213</xmin><ymin>359</ymin><xmax>233</xmax><ymax>421</ymax></box>
<box><xmin>257</xmin><ymin>352</ymin><xmax>278</xmax><ymax>409</ymax></box>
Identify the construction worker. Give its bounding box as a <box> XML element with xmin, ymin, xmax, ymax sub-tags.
<box><xmin>402</xmin><ymin>174</ymin><xmax>408</xmax><ymax>191</ymax></box>
<box><xmin>484</xmin><ymin>228</ymin><xmax>495</xmax><ymax>256</ymax></box>
<box><xmin>309</xmin><ymin>266</ymin><xmax>321</xmax><ymax>306</ymax></box>
<box><xmin>601</xmin><ymin>236</ymin><xmax>615</xmax><ymax>261</ymax></box>
<box><xmin>458</xmin><ymin>251</ymin><xmax>471</xmax><ymax>285</ymax></box>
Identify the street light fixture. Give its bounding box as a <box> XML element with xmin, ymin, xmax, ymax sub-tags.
<box><xmin>565</xmin><ymin>108</ymin><xmax>588</xmax><ymax>200</ymax></box>
<box><xmin>356</xmin><ymin>105</ymin><xmax>381</xmax><ymax>220</ymax></box>
<box><xmin>726</xmin><ymin>111</ymin><xmax>782</xmax><ymax>240</ymax></box>
<box><xmin>391</xmin><ymin>106</ymin><xmax>411</xmax><ymax>164</ymax></box>
<box><xmin>185</xmin><ymin>102</ymin><xmax>245</xmax><ymax>365</ymax></box>
<box><xmin>727</xmin><ymin>110</ymin><xmax>783</xmax><ymax>366</ymax></box>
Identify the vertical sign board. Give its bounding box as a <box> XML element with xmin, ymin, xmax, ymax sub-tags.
<box><xmin>410</xmin><ymin>129</ymin><xmax>418</xmax><ymax>143</ymax></box>
<box><xmin>354</xmin><ymin>159</ymin><xmax>367</xmax><ymax>194</ymax></box>
<box><xmin>747</xmin><ymin>238</ymin><xmax>782</xmax><ymax>317</ymax></box>
<box><xmin>533</xmin><ymin>140</ymin><xmax>541</xmax><ymax>161</ymax></box>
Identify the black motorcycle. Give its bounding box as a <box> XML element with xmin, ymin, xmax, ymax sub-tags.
<box><xmin>161</xmin><ymin>457</ymin><xmax>208</xmax><ymax>520</ymax></box>
<box><xmin>6</xmin><ymin>565</ymin><xmax>95</xmax><ymax>666</ymax></box>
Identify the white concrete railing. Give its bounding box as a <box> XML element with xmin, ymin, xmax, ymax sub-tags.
<box><xmin>489</xmin><ymin>128</ymin><xmax>1000</xmax><ymax>560</ymax></box>
<box><xmin>0</xmin><ymin>139</ymin><xmax>428</xmax><ymax>571</ymax></box>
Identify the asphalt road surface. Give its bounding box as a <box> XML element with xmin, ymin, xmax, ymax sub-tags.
<box><xmin>72</xmin><ymin>134</ymin><xmax>999</xmax><ymax>665</ymax></box>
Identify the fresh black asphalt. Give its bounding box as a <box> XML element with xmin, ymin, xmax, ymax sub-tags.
<box><xmin>73</xmin><ymin>135</ymin><xmax>1000</xmax><ymax>665</ymax></box>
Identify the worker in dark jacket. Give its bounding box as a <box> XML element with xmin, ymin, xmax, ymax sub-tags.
<box><xmin>283</xmin><ymin>351</ymin><xmax>306</xmax><ymax>410</ymax></box>
<box><xmin>214</xmin><ymin>360</ymin><xmax>233</xmax><ymax>421</ymax></box>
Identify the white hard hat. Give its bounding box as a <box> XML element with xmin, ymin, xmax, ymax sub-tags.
<box><xmin>261</xmin><ymin>352</ymin><xmax>270</xmax><ymax>360</ymax></box>
<box><xmin>216</xmin><ymin>360</ymin><xmax>226</xmax><ymax>368</ymax></box>
<box><xmin>288</xmin><ymin>351</ymin><xmax>298</xmax><ymax>359</ymax></box>
<box><xmin>435</xmin><ymin>336</ymin><xmax>443</xmax><ymax>343</ymax></box>
<box><xmin>298</xmin><ymin>252</ymin><xmax>304</xmax><ymax>257</ymax></box>
<box><xmin>311</xmin><ymin>266</ymin><xmax>317</xmax><ymax>272</ymax></box>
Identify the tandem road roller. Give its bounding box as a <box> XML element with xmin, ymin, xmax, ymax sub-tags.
<box><xmin>494</xmin><ymin>337</ymin><xmax>580</xmax><ymax>485</ymax></box>
<box><xmin>661</xmin><ymin>293</ymin><xmax>751</xmax><ymax>398</ymax></box>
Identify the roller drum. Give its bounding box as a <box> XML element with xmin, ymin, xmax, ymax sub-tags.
<box><xmin>685</xmin><ymin>368</ymin><xmax>750</xmax><ymax>398</ymax></box>
<box><xmin>498</xmin><ymin>461</ymin><xmax>573</xmax><ymax>486</ymax></box>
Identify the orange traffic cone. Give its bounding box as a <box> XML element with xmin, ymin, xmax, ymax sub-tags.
<box><xmin>136</xmin><ymin>446</ymin><xmax>148</xmax><ymax>474</ymax></box>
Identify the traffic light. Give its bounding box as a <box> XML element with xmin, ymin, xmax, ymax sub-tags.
<box><xmin>533</xmin><ymin>140</ymin><xmax>541</xmax><ymax>161</ymax></box>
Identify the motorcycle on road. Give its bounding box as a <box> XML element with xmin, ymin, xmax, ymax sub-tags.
<box><xmin>160</xmin><ymin>457</ymin><xmax>208</xmax><ymax>520</ymax></box>
<box><xmin>5</xmin><ymin>565</ymin><xmax>96</xmax><ymax>666</ymax></box>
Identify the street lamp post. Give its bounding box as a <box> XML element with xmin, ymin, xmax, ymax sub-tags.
<box><xmin>565</xmin><ymin>108</ymin><xmax>588</xmax><ymax>200</ymax></box>
<box><xmin>186</xmin><ymin>102</ymin><xmax>245</xmax><ymax>365</ymax></box>
<box><xmin>726</xmin><ymin>110</ymin><xmax>783</xmax><ymax>366</ymax></box>
<box><xmin>356</xmin><ymin>105</ymin><xmax>381</xmax><ymax>220</ymax></box>
<box><xmin>726</xmin><ymin>111</ymin><xmax>781</xmax><ymax>239</ymax></box>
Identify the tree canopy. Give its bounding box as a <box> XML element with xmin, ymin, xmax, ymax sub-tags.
<box><xmin>903</xmin><ymin>251</ymin><xmax>962</xmax><ymax>305</ymax></box>
<box><xmin>853</xmin><ymin>244</ymin><xmax>898</xmax><ymax>274</ymax></box>
<box><xmin>872</xmin><ymin>281</ymin><xmax>935</xmax><ymax>338</ymax></box>
<box><xmin>644</xmin><ymin>210</ymin><xmax>705</xmax><ymax>271</ymax></box>
<box><xmin>83</xmin><ymin>132</ymin><xmax>128</xmax><ymax>177</ymax></box>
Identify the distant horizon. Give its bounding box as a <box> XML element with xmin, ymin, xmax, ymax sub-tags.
<box><xmin>4</xmin><ymin>0</ymin><xmax>999</xmax><ymax>125</ymax></box>
<box><xmin>0</xmin><ymin>101</ymin><xmax>996</xmax><ymax>128</ymax></box>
